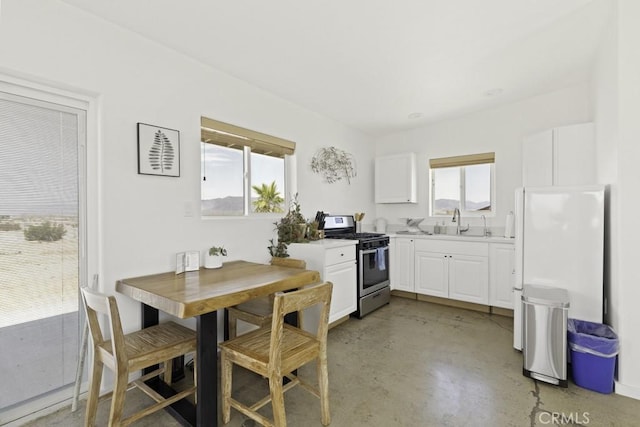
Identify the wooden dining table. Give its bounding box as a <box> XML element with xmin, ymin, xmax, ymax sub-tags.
<box><xmin>116</xmin><ymin>260</ymin><xmax>321</xmax><ymax>426</ymax></box>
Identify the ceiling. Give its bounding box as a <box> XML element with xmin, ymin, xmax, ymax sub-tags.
<box><xmin>60</xmin><ymin>0</ymin><xmax>611</xmax><ymax>136</ymax></box>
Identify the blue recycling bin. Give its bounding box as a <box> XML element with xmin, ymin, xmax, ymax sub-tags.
<box><xmin>567</xmin><ymin>319</ymin><xmax>619</xmax><ymax>394</ymax></box>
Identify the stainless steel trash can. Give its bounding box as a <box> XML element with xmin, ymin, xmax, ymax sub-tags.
<box><xmin>522</xmin><ymin>284</ymin><xmax>570</xmax><ymax>387</ymax></box>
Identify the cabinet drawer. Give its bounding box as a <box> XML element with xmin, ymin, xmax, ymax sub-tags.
<box><xmin>325</xmin><ymin>245</ymin><xmax>355</xmax><ymax>265</ymax></box>
<box><xmin>414</xmin><ymin>239</ymin><xmax>488</xmax><ymax>257</ymax></box>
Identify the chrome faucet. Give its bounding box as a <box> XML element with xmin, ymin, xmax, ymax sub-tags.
<box><xmin>481</xmin><ymin>214</ymin><xmax>488</xmax><ymax>237</ymax></box>
<box><xmin>452</xmin><ymin>208</ymin><xmax>469</xmax><ymax>235</ymax></box>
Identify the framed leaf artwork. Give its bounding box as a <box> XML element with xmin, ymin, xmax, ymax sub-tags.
<box><xmin>137</xmin><ymin>123</ymin><xmax>180</xmax><ymax>177</ymax></box>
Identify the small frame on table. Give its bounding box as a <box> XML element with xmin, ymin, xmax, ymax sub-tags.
<box><xmin>137</xmin><ymin>122</ymin><xmax>180</xmax><ymax>177</ymax></box>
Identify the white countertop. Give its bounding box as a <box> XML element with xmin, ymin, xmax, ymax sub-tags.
<box><xmin>290</xmin><ymin>239</ymin><xmax>357</xmax><ymax>248</ymax></box>
<box><xmin>387</xmin><ymin>232</ymin><xmax>514</xmax><ymax>244</ymax></box>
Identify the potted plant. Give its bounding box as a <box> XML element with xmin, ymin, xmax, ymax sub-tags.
<box><xmin>280</xmin><ymin>194</ymin><xmax>307</xmax><ymax>243</ymax></box>
<box><xmin>204</xmin><ymin>245</ymin><xmax>227</xmax><ymax>269</ymax></box>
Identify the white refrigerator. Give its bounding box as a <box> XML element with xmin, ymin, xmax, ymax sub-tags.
<box><xmin>513</xmin><ymin>185</ymin><xmax>605</xmax><ymax>350</ymax></box>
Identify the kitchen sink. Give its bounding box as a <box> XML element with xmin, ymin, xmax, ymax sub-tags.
<box><xmin>396</xmin><ymin>230</ymin><xmax>432</xmax><ymax>235</ymax></box>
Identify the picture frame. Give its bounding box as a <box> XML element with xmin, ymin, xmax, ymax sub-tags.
<box><xmin>137</xmin><ymin>122</ymin><xmax>180</xmax><ymax>177</ymax></box>
<box><xmin>176</xmin><ymin>251</ymin><xmax>200</xmax><ymax>274</ymax></box>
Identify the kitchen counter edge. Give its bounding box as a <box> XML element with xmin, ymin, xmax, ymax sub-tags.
<box><xmin>387</xmin><ymin>233</ymin><xmax>515</xmax><ymax>244</ymax></box>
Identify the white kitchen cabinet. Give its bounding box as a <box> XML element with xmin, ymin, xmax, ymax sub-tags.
<box><xmin>489</xmin><ymin>243</ymin><xmax>515</xmax><ymax>309</ymax></box>
<box><xmin>287</xmin><ymin>240</ymin><xmax>357</xmax><ymax>327</ymax></box>
<box><xmin>414</xmin><ymin>239</ymin><xmax>489</xmax><ymax>305</ymax></box>
<box><xmin>390</xmin><ymin>237</ymin><xmax>415</xmax><ymax>292</ymax></box>
<box><xmin>375</xmin><ymin>153</ymin><xmax>417</xmax><ymax>203</ymax></box>
<box><xmin>415</xmin><ymin>251</ymin><xmax>447</xmax><ymax>297</ymax></box>
<box><xmin>522</xmin><ymin>122</ymin><xmax>595</xmax><ymax>187</ymax></box>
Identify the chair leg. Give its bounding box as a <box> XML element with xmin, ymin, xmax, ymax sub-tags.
<box><xmin>228</xmin><ymin>313</ymin><xmax>237</xmax><ymax>340</ymax></box>
<box><xmin>269</xmin><ymin>374</ymin><xmax>287</xmax><ymax>427</ymax></box>
<box><xmin>85</xmin><ymin>358</ymin><xmax>103</xmax><ymax>427</ymax></box>
<box><xmin>220</xmin><ymin>351</ymin><xmax>232</xmax><ymax>424</ymax></box>
<box><xmin>317</xmin><ymin>356</ymin><xmax>331</xmax><ymax>426</ymax></box>
<box><xmin>164</xmin><ymin>359</ymin><xmax>173</xmax><ymax>385</ymax></box>
<box><xmin>108</xmin><ymin>369</ymin><xmax>129</xmax><ymax>426</ymax></box>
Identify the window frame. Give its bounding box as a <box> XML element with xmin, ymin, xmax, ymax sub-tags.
<box><xmin>200</xmin><ymin>117</ymin><xmax>295</xmax><ymax>218</ymax></box>
<box><xmin>429</xmin><ymin>152</ymin><xmax>496</xmax><ymax>218</ymax></box>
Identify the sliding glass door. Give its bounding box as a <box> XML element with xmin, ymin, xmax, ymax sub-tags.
<box><xmin>0</xmin><ymin>89</ymin><xmax>85</xmax><ymax>411</ymax></box>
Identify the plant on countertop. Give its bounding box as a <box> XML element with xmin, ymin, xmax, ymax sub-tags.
<box><xmin>310</xmin><ymin>146</ymin><xmax>357</xmax><ymax>184</ymax></box>
<box><xmin>208</xmin><ymin>246</ymin><xmax>227</xmax><ymax>256</ymax></box>
<box><xmin>205</xmin><ymin>245</ymin><xmax>227</xmax><ymax>269</ymax></box>
<box><xmin>269</xmin><ymin>194</ymin><xmax>309</xmax><ymax>257</ymax></box>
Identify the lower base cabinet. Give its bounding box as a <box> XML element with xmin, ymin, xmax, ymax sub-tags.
<box><xmin>392</xmin><ymin>236</ymin><xmax>512</xmax><ymax>310</ymax></box>
<box><xmin>390</xmin><ymin>237</ymin><xmax>415</xmax><ymax>292</ymax></box>
<box><xmin>287</xmin><ymin>241</ymin><xmax>357</xmax><ymax>329</ymax></box>
<box><xmin>414</xmin><ymin>239</ymin><xmax>489</xmax><ymax>305</ymax></box>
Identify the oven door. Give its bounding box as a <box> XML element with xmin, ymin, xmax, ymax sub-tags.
<box><xmin>359</xmin><ymin>247</ymin><xmax>390</xmax><ymax>296</ymax></box>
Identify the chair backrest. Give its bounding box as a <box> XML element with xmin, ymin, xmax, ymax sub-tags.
<box><xmin>80</xmin><ymin>287</ymin><xmax>127</xmax><ymax>366</ymax></box>
<box><xmin>270</xmin><ymin>257</ymin><xmax>306</xmax><ymax>269</ymax></box>
<box><xmin>268</xmin><ymin>282</ymin><xmax>333</xmax><ymax>368</ymax></box>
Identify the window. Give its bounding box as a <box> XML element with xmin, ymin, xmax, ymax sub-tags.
<box><xmin>429</xmin><ymin>152</ymin><xmax>495</xmax><ymax>216</ymax></box>
<box><xmin>201</xmin><ymin>117</ymin><xmax>294</xmax><ymax>216</ymax></box>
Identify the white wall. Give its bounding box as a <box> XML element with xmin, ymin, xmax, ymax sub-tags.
<box><xmin>0</xmin><ymin>0</ymin><xmax>374</xmax><ymax>333</ymax></box>
<box><xmin>593</xmin><ymin>0</ymin><xmax>640</xmax><ymax>399</ymax></box>
<box><xmin>373</xmin><ymin>84</ymin><xmax>592</xmax><ymax>232</ymax></box>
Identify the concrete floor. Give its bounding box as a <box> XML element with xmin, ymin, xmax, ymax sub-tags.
<box><xmin>21</xmin><ymin>296</ymin><xmax>640</xmax><ymax>426</ymax></box>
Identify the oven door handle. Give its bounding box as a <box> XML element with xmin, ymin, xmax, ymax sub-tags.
<box><xmin>360</xmin><ymin>247</ymin><xmax>389</xmax><ymax>255</ymax></box>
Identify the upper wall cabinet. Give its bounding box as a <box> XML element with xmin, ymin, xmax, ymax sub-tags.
<box><xmin>522</xmin><ymin>123</ymin><xmax>595</xmax><ymax>187</ymax></box>
<box><xmin>375</xmin><ymin>153</ymin><xmax>417</xmax><ymax>203</ymax></box>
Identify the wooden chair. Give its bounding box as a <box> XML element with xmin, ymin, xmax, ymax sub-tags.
<box><xmin>227</xmin><ymin>257</ymin><xmax>307</xmax><ymax>339</ymax></box>
<box><xmin>80</xmin><ymin>287</ymin><xmax>197</xmax><ymax>427</ymax></box>
<box><xmin>219</xmin><ymin>281</ymin><xmax>333</xmax><ymax>427</ymax></box>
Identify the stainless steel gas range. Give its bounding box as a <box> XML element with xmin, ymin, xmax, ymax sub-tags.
<box><xmin>319</xmin><ymin>214</ymin><xmax>390</xmax><ymax>318</ymax></box>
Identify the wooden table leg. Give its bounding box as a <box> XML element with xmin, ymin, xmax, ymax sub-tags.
<box><xmin>197</xmin><ymin>311</ymin><xmax>218</xmax><ymax>426</ymax></box>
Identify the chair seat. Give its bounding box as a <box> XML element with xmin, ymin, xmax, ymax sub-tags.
<box><xmin>220</xmin><ymin>324</ymin><xmax>320</xmax><ymax>375</ymax></box>
<box><xmin>232</xmin><ymin>297</ymin><xmax>273</xmax><ymax>318</ymax></box>
<box><xmin>97</xmin><ymin>321</ymin><xmax>196</xmax><ymax>370</ymax></box>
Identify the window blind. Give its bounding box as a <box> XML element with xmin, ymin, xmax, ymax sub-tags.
<box><xmin>201</xmin><ymin>116</ymin><xmax>295</xmax><ymax>158</ymax></box>
<box><xmin>429</xmin><ymin>152</ymin><xmax>495</xmax><ymax>169</ymax></box>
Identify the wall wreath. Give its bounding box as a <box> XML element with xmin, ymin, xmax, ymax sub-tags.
<box><xmin>310</xmin><ymin>146</ymin><xmax>357</xmax><ymax>184</ymax></box>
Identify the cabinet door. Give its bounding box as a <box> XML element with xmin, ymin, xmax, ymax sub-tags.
<box><xmin>392</xmin><ymin>238</ymin><xmax>414</xmax><ymax>291</ymax></box>
<box><xmin>448</xmin><ymin>254</ymin><xmax>489</xmax><ymax>305</ymax></box>
<box><xmin>415</xmin><ymin>251</ymin><xmax>448</xmax><ymax>298</ymax></box>
<box><xmin>325</xmin><ymin>261</ymin><xmax>357</xmax><ymax>323</ymax></box>
<box><xmin>554</xmin><ymin>123</ymin><xmax>595</xmax><ymax>186</ymax></box>
<box><xmin>375</xmin><ymin>153</ymin><xmax>417</xmax><ymax>203</ymax></box>
<box><xmin>522</xmin><ymin>129</ymin><xmax>553</xmax><ymax>187</ymax></box>
<box><xmin>489</xmin><ymin>244</ymin><xmax>515</xmax><ymax>309</ymax></box>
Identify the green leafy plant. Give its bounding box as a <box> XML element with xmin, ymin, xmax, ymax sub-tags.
<box><xmin>208</xmin><ymin>246</ymin><xmax>227</xmax><ymax>256</ymax></box>
<box><xmin>24</xmin><ymin>221</ymin><xmax>66</xmax><ymax>242</ymax></box>
<box><xmin>275</xmin><ymin>194</ymin><xmax>306</xmax><ymax>243</ymax></box>
<box><xmin>252</xmin><ymin>181</ymin><xmax>285</xmax><ymax>213</ymax></box>
<box><xmin>268</xmin><ymin>194</ymin><xmax>310</xmax><ymax>257</ymax></box>
<box><xmin>268</xmin><ymin>239</ymin><xmax>289</xmax><ymax>258</ymax></box>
